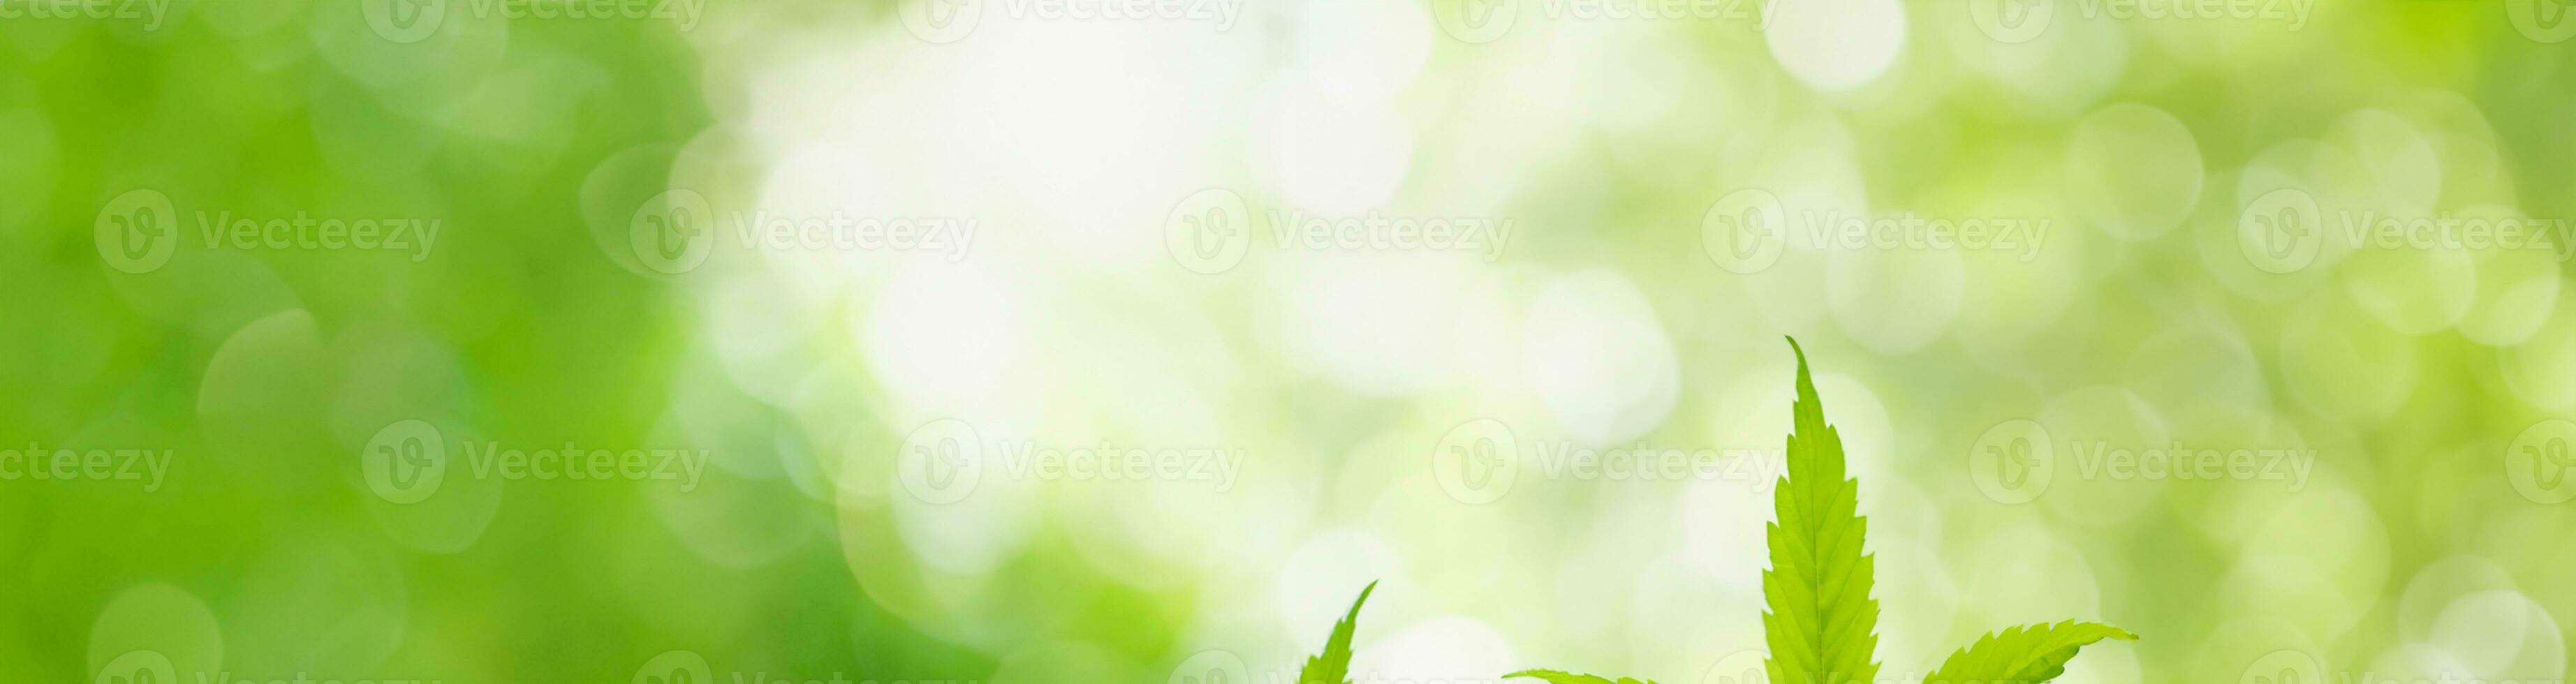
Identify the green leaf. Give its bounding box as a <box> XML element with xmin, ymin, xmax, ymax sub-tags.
<box><xmin>1922</xmin><ymin>620</ymin><xmax>2138</xmax><ymax>684</ymax></box>
<box><xmin>1501</xmin><ymin>341</ymin><xmax>2135</xmax><ymax>684</ymax></box>
<box><xmin>1297</xmin><ymin>581</ymin><xmax>1378</xmax><ymax>684</ymax></box>
<box><xmin>1762</xmin><ymin>337</ymin><xmax>1881</xmax><ymax>684</ymax></box>
<box><xmin>1503</xmin><ymin>669</ymin><xmax>1658</xmax><ymax>684</ymax></box>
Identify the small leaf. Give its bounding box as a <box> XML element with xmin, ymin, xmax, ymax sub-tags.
<box><xmin>1296</xmin><ymin>581</ymin><xmax>1378</xmax><ymax>684</ymax></box>
<box><xmin>1499</xmin><ymin>341</ymin><xmax>2135</xmax><ymax>684</ymax></box>
<box><xmin>1503</xmin><ymin>669</ymin><xmax>1658</xmax><ymax>684</ymax></box>
<box><xmin>1922</xmin><ymin>620</ymin><xmax>2138</xmax><ymax>684</ymax></box>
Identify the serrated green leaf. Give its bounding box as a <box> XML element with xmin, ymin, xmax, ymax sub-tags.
<box><xmin>1503</xmin><ymin>669</ymin><xmax>1658</xmax><ymax>684</ymax></box>
<box><xmin>1297</xmin><ymin>581</ymin><xmax>1378</xmax><ymax>684</ymax></box>
<box><xmin>1503</xmin><ymin>341</ymin><xmax>2135</xmax><ymax>684</ymax></box>
<box><xmin>1922</xmin><ymin>620</ymin><xmax>2136</xmax><ymax>684</ymax></box>
<box><xmin>1762</xmin><ymin>337</ymin><xmax>1881</xmax><ymax>684</ymax></box>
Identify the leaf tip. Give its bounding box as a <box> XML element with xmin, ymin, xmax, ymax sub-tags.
<box><xmin>1346</xmin><ymin>581</ymin><xmax>1378</xmax><ymax>620</ymax></box>
<box><xmin>1783</xmin><ymin>336</ymin><xmax>1820</xmax><ymax>409</ymax></box>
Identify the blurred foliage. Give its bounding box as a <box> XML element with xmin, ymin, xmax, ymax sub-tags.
<box><xmin>6</xmin><ymin>1</ymin><xmax>2576</xmax><ymax>683</ymax></box>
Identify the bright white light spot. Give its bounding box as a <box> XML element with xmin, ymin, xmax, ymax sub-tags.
<box><xmin>1766</xmin><ymin>0</ymin><xmax>1907</xmax><ymax>92</ymax></box>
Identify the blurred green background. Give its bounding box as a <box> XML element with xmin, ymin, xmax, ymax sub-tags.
<box><xmin>7</xmin><ymin>0</ymin><xmax>2576</xmax><ymax>682</ymax></box>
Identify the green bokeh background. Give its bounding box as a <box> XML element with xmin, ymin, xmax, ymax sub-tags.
<box><xmin>6</xmin><ymin>0</ymin><xmax>2576</xmax><ymax>683</ymax></box>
